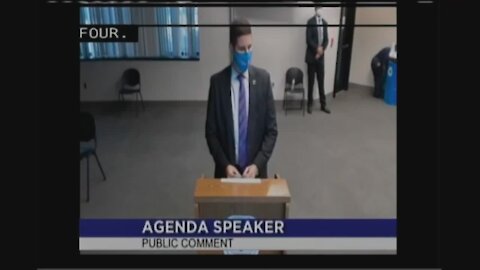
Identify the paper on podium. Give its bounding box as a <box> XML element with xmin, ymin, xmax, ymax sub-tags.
<box><xmin>220</xmin><ymin>178</ymin><xmax>261</xmax><ymax>184</ymax></box>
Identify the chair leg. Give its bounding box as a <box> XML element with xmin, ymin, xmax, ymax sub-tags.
<box><xmin>135</xmin><ymin>93</ymin><xmax>139</xmax><ymax>117</ymax></box>
<box><xmin>93</xmin><ymin>152</ymin><xmax>106</xmax><ymax>181</ymax></box>
<box><xmin>86</xmin><ymin>156</ymin><xmax>90</xmax><ymax>202</ymax></box>
<box><xmin>139</xmin><ymin>92</ymin><xmax>145</xmax><ymax>110</ymax></box>
<box><xmin>120</xmin><ymin>93</ymin><xmax>126</xmax><ymax>111</ymax></box>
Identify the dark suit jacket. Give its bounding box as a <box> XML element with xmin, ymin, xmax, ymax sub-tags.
<box><xmin>205</xmin><ymin>65</ymin><xmax>278</xmax><ymax>178</ymax></box>
<box><xmin>305</xmin><ymin>16</ymin><xmax>329</xmax><ymax>64</ymax></box>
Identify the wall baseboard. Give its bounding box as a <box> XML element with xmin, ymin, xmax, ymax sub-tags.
<box><xmin>348</xmin><ymin>82</ymin><xmax>374</xmax><ymax>90</ymax></box>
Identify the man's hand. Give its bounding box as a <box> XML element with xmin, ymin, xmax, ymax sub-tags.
<box><xmin>242</xmin><ymin>164</ymin><xmax>258</xmax><ymax>178</ymax></box>
<box><xmin>316</xmin><ymin>46</ymin><xmax>324</xmax><ymax>58</ymax></box>
<box><xmin>226</xmin><ymin>165</ymin><xmax>241</xmax><ymax>178</ymax></box>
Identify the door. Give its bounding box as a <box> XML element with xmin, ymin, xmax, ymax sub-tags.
<box><xmin>333</xmin><ymin>6</ymin><xmax>356</xmax><ymax>97</ymax></box>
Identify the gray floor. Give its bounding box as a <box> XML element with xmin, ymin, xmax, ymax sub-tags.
<box><xmin>80</xmin><ymin>84</ymin><xmax>396</xmax><ymax>218</ymax></box>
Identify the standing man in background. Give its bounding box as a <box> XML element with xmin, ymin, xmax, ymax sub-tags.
<box><xmin>205</xmin><ymin>18</ymin><xmax>278</xmax><ymax>179</ymax></box>
<box><xmin>305</xmin><ymin>6</ymin><xmax>330</xmax><ymax>114</ymax></box>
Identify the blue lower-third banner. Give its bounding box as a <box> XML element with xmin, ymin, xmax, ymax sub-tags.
<box><xmin>79</xmin><ymin>219</ymin><xmax>396</xmax><ymax>252</ymax></box>
<box><xmin>80</xmin><ymin>219</ymin><xmax>396</xmax><ymax>237</ymax></box>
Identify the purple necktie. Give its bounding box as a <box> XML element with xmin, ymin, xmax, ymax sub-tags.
<box><xmin>237</xmin><ymin>73</ymin><xmax>248</xmax><ymax>171</ymax></box>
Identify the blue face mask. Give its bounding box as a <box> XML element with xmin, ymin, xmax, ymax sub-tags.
<box><xmin>233</xmin><ymin>50</ymin><xmax>252</xmax><ymax>73</ymax></box>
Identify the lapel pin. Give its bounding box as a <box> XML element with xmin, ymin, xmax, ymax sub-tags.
<box><xmin>252</xmin><ymin>80</ymin><xmax>256</xmax><ymax>85</ymax></box>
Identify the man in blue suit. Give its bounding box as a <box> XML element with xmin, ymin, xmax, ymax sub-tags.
<box><xmin>205</xmin><ymin>18</ymin><xmax>278</xmax><ymax>179</ymax></box>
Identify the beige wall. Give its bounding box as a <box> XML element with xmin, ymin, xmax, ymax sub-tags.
<box><xmin>349</xmin><ymin>7</ymin><xmax>397</xmax><ymax>87</ymax></box>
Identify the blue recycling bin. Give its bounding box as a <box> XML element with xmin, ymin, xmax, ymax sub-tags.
<box><xmin>384</xmin><ymin>60</ymin><xmax>397</xmax><ymax>105</ymax></box>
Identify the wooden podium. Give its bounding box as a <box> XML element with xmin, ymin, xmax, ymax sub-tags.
<box><xmin>194</xmin><ymin>177</ymin><xmax>291</xmax><ymax>255</ymax></box>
